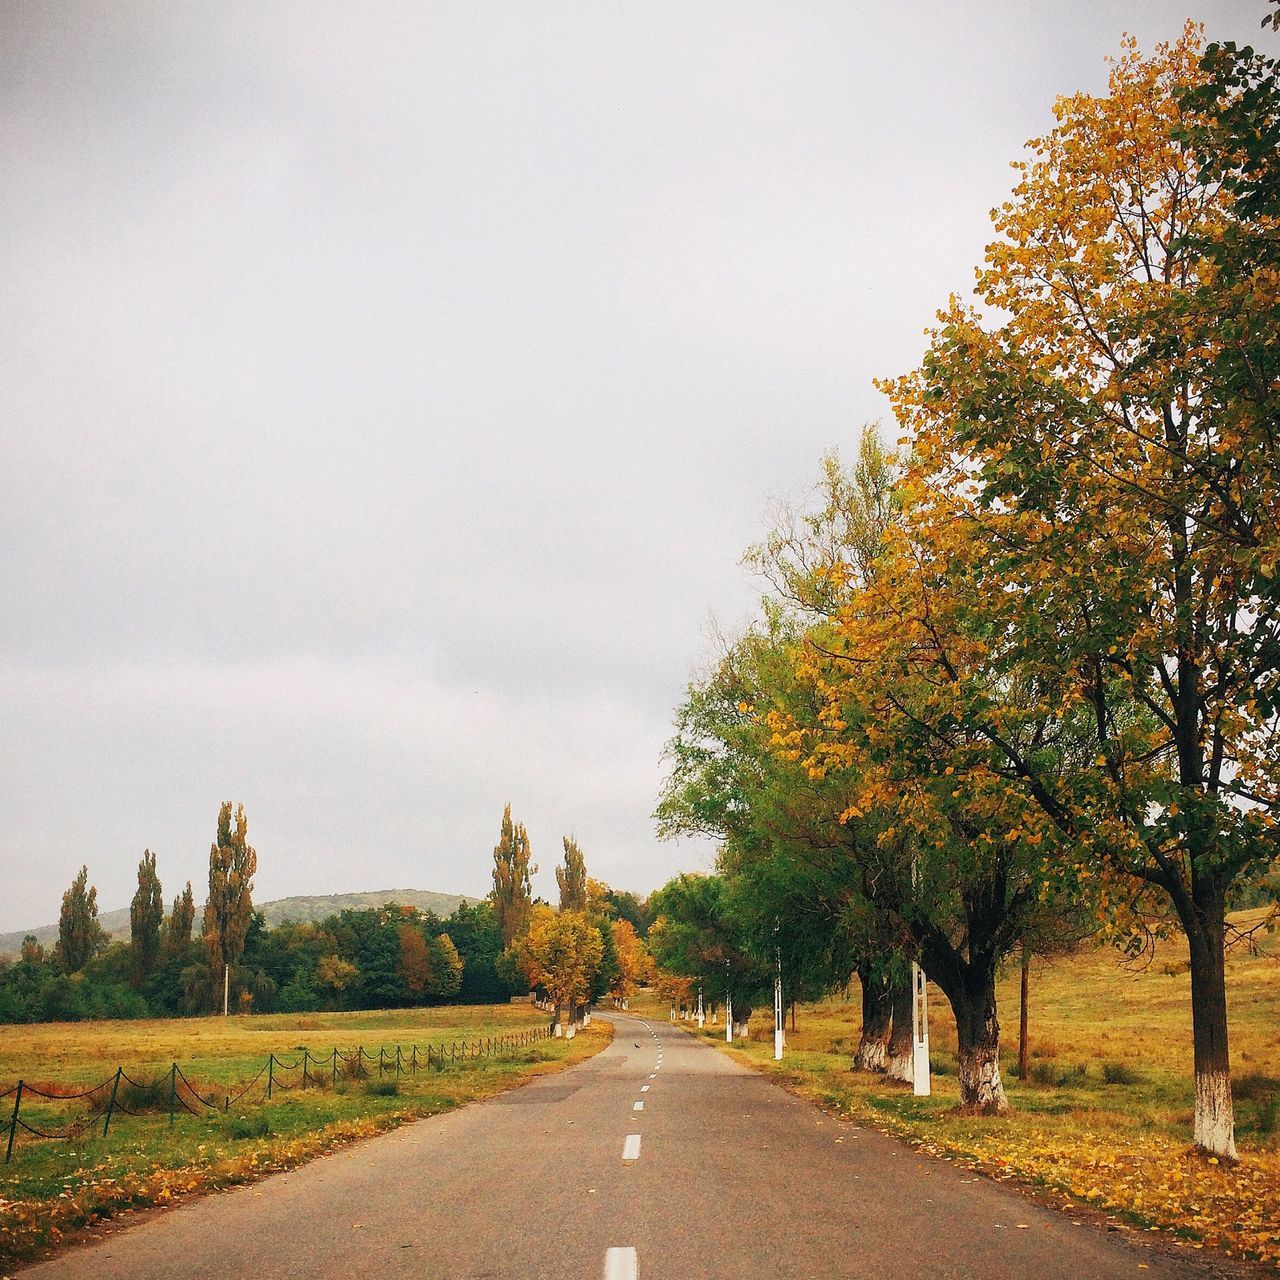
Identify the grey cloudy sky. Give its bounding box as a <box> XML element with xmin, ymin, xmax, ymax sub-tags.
<box><xmin>2</xmin><ymin>2</ymin><xmax>1272</xmax><ymax>932</ymax></box>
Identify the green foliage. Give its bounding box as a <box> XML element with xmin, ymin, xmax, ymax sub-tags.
<box><xmin>557</xmin><ymin>836</ymin><xmax>588</xmax><ymax>912</ymax></box>
<box><xmin>491</xmin><ymin>804</ymin><xmax>534</xmax><ymax>949</ymax></box>
<box><xmin>1103</xmin><ymin>1061</ymin><xmax>1143</xmax><ymax>1086</ymax></box>
<box><xmin>442</xmin><ymin>901</ymin><xmax>518</xmax><ymax>1002</ymax></box>
<box><xmin>55</xmin><ymin>865</ymin><xmax>104</xmax><ymax>974</ymax></box>
<box><xmin>203</xmin><ymin>802</ymin><xmax>257</xmax><ymax>1005</ymax></box>
<box><xmin>164</xmin><ymin>882</ymin><xmax>196</xmax><ymax>961</ymax></box>
<box><xmin>224</xmin><ymin>1112</ymin><xmax>271</xmax><ymax>1139</ymax></box>
<box><xmin>130</xmin><ymin>849</ymin><xmax>164</xmax><ymax>982</ymax></box>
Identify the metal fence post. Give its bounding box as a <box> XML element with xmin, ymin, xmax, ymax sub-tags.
<box><xmin>168</xmin><ymin>1063</ymin><xmax>177</xmax><ymax>1127</ymax></box>
<box><xmin>102</xmin><ymin>1067</ymin><xmax>122</xmax><ymax>1137</ymax></box>
<box><xmin>5</xmin><ymin>1081</ymin><xmax>23</xmax><ymax>1163</ymax></box>
<box><xmin>302</xmin><ymin>1048</ymin><xmax>311</xmax><ymax>1087</ymax></box>
<box><xmin>332</xmin><ymin>1048</ymin><xmax>339</xmax><ymax>1086</ymax></box>
<box><xmin>267</xmin><ymin>1054</ymin><xmax>275</xmax><ymax>1101</ymax></box>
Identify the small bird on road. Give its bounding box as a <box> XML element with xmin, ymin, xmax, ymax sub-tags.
<box><xmin>634</xmin><ymin>1043</ymin><xmax>640</xmax><ymax>1048</ymax></box>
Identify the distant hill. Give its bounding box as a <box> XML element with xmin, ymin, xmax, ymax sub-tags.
<box><xmin>0</xmin><ymin>888</ymin><xmax>482</xmax><ymax>957</ymax></box>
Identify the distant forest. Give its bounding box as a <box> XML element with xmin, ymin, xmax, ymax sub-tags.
<box><xmin>0</xmin><ymin>893</ymin><xmax>650</xmax><ymax>1024</ymax></box>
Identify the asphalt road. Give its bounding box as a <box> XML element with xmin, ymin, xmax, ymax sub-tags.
<box><xmin>18</xmin><ymin>1015</ymin><xmax>1234</xmax><ymax>1279</ymax></box>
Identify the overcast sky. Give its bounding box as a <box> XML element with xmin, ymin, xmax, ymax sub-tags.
<box><xmin>2</xmin><ymin>2</ymin><xmax>1273</xmax><ymax>933</ymax></box>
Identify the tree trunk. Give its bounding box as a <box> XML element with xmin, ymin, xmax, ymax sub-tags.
<box><xmin>884</xmin><ymin>970</ymin><xmax>914</xmax><ymax>1083</ymax></box>
<box><xmin>1187</xmin><ymin>883</ymin><xmax>1236</xmax><ymax>1161</ymax></box>
<box><xmin>953</xmin><ymin>969</ymin><xmax>1008</xmax><ymax>1114</ymax></box>
<box><xmin>1018</xmin><ymin>942</ymin><xmax>1030</xmax><ymax>1082</ymax></box>
<box><xmin>790</xmin><ymin>999</ymin><xmax>796</xmax><ymax>1033</ymax></box>
<box><xmin>853</xmin><ymin>965</ymin><xmax>893</xmax><ymax>1072</ymax></box>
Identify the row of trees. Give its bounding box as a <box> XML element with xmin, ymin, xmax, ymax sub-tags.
<box><xmin>1</xmin><ymin>803</ymin><xmax>656</xmax><ymax>1025</ymax></box>
<box><xmin>489</xmin><ymin>805</ymin><xmax>654</xmax><ymax>1029</ymax></box>
<box><xmin>651</xmin><ymin>23</ymin><xmax>1279</xmax><ymax>1162</ymax></box>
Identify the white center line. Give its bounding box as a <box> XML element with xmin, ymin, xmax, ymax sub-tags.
<box><xmin>633</xmin><ymin>1100</ymin><xmax>644</xmax><ymax>1111</ymax></box>
<box><xmin>641</xmin><ymin>1084</ymin><xmax>650</xmax><ymax>1092</ymax></box>
<box><xmin>604</xmin><ymin>1246</ymin><xmax>638</xmax><ymax>1280</ymax></box>
<box><xmin>648</xmin><ymin>1073</ymin><xmax>656</xmax><ymax>1080</ymax></box>
<box><xmin>622</xmin><ymin>1133</ymin><xmax>642</xmax><ymax>1161</ymax></box>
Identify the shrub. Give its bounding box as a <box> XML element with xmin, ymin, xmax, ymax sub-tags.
<box><xmin>224</xmin><ymin>1113</ymin><xmax>270</xmax><ymax>1139</ymax></box>
<box><xmin>365</xmin><ymin>1079</ymin><xmax>399</xmax><ymax>1097</ymax></box>
<box><xmin>1256</xmin><ymin>1092</ymin><xmax>1278</xmax><ymax>1137</ymax></box>
<box><xmin>1102</xmin><ymin>1061</ymin><xmax>1141</xmax><ymax>1085</ymax></box>
<box><xmin>1030</xmin><ymin>1060</ymin><xmax>1060</xmax><ymax>1085</ymax></box>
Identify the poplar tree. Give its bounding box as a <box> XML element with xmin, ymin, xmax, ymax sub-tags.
<box><xmin>165</xmin><ymin>881</ymin><xmax>196</xmax><ymax>959</ymax></box>
<box><xmin>557</xmin><ymin>836</ymin><xmax>588</xmax><ymax>912</ymax></box>
<box><xmin>491</xmin><ymin>804</ymin><xmax>534</xmax><ymax>948</ymax></box>
<box><xmin>130</xmin><ymin>848</ymin><xmax>164</xmax><ymax>981</ymax></box>
<box><xmin>55</xmin><ymin>864</ymin><xmax>103</xmax><ymax>973</ymax></box>
<box><xmin>203</xmin><ymin>802</ymin><xmax>257</xmax><ymax>1000</ymax></box>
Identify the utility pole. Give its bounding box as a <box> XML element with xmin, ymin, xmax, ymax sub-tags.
<box><xmin>773</xmin><ymin>919</ymin><xmax>784</xmax><ymax>1061</ymax></box>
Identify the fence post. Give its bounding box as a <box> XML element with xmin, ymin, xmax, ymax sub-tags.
<box><xmin>411</xmin><ymin>1045</ymin><xmax>418</xmax><ymax>1073</ymax></box>
<box><xmin>168</xmin><ymin>1063</ymin><xmax>177</xmax><ymax>1127</ymax></box>
<box><xmin>302</xmin><ymin>1048</ymin><xmax>311</xmax><ymax>1087</ymax></box>
<box><xmin>395</xmin><ymin>1046</ymin><xmax>402</xmax><ymax>1077</ymax></box>
<box><xmin>332</xmin><ymin>1049</ymin><xmax>339</xmax><ymax>1085</ymax></box>
<box><xmin>102</xmin><ymin>1067</ymin><xmax>122</xmax><ymax>1137</ymax></box>
<box><xmin>5</xmin><ymin>1081</ymin><xmax>23</xmax><ymax>1164</ymax></box>
<box><xmin>267</xmin><ymin>1054</ymin><xmax>275</xmax><ymax>1101</ymax></box>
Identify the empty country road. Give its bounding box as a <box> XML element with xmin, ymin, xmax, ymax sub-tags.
<box><xmin>17</xmin><ymin>1016</ymin><xmax>1231</xmax><ymax>1280</ymax></box>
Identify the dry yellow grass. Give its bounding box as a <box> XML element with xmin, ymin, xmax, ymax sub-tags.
<box><xmin>0</xmin><ymin>1006</ymin><xmax>612</xmax><ymax>1269</ymax></box>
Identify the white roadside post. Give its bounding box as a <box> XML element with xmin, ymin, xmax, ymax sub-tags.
<box><xmin>773</xmin><ymin>920</ymin><xmax>784</xmax><ymax>1061</ymax></box>
<box><xmin>773</xmin><ymin>947</ymin><xmax>784</xmax><ymax>1060</ymax></box>
<box><xmin>223</xmin><ymin>963</ymin><xmax>229</xmax><ymax>1017</ymax></box>
<box><xmin>724</xmin><ymin>960</ymin><xmax>733</xmax><ymax>1043</ymax></box>
<box><xmin>911</xmin><ymin>961</ymin><xmax>931</xmax><ymax>1096</ymax></box>
<box><xmin>696</xmin><ymin>980</ymin><xmax>704</xmax><ymax>1028</ymax></box>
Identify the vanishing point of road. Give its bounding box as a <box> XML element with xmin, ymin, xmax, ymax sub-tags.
<box><xmin>17</xmin><ymin>1016</ymin><xmax>1234</xmax><ymax>1280</ymax></box>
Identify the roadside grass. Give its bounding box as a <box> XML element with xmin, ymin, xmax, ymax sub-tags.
<box><xmin>0</xmin><ymin>1006</ymin><xmax>611</xmax><ymax>1268</ymax></box>
<box><xmin>640</xmin><ymin>908</ymin><xmax>1280</xmax><ymax>1267</ymax></box>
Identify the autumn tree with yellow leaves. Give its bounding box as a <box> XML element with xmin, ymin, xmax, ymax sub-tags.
<box><xmin>860</xmin><ymin>25</ymin><xmax>1278</xmax><ymax>1158</ymax></box>
<box><xmin>515</xmin><ymin>904</ymin><xmax>604</xmax><ymax>1032</ymax></box>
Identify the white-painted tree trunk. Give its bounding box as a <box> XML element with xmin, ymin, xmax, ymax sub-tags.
<box><xmin>956</xmin><ymin>1041</ymin><xmax>1008</xmax><ymax>1114</ymax></box>
<box><xmin>1194</xmin><ymin>1069</ymin><xmax>1237</xmax><ymax>1162</ymax></box>
<box><xmin>853</xmin><ymin>1038</ymin><xmax>887</xmax><ymax>1072</ymax></box>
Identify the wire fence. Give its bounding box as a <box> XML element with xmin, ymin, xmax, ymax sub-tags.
<box><xmin>3</xmin><ymin>1021</ymin><xmax>556</xmax><ymax>1162</ymax></box>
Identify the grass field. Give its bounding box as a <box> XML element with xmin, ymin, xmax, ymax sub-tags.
<box><xmin>0</xmin><ymin>1004</ymin><xmax>612</xmax><ymax>1268</ymax></box>
<box><xmin>638</xmin><ymin>909</ymin><xmax>1280</xmax><ymax>1268</ymax></box>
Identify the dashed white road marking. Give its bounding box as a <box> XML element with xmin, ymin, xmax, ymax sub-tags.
<box><xmin>622</xmin><ymin>1133</ymin><xmax>642</xmax><ymax>1161</ymax></box>
<box><xmin>633</xmin><ymin>1100</ymin><xmax>644</xmax><ymax>1111</ymax></box>
<box><xmin>648</xmin><ymin>1073</ymin><xmax>656</xmax><ymax>1080</ymax></box>
<box><xmin>604</xmin><ymin>1246</ymin><xmax>638</xmax><ymax>1280</ymax></box>
<box><xmin>641</xmin><ymin>1084</ymin><xmax>650</xmax><ymax>1092</ymax></box>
